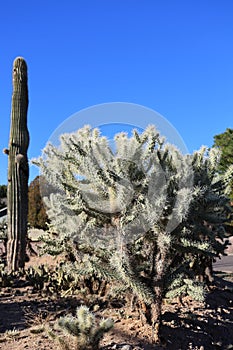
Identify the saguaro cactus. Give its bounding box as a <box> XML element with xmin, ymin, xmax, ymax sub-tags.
<box><xmin>6</xmin><ymin>57</ymin><xmax>29</xmax><ymax>271</ymax></box>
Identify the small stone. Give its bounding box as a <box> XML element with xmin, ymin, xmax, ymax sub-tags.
<box><xmin>93</xmin><ymin>304</ymin><xmax>100</xmax><ymax>312</ymax></box>
<box><xmin>26</xmin><ymin>286</ymin><xmax>34</xmax><ymax>294</ymax></box>
<box><xmin>121</xmin><ymin>346</ymin><xmax>132</xmax><ymax>350</ymax></box>
<box><xmin>222</xmin><ymin>308</ymin><xmax>230</xmax><ymax>314</ymax></box>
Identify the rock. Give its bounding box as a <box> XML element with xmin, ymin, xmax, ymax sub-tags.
<box><xmin>121</xmin><ymin>346</ymin><xmax>132</xmax><ymax>350</ymax></box>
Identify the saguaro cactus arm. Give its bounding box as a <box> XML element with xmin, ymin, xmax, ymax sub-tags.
<box><xmin>6</xmin><ymin>57</ymin><xmax>29</xmax><ymax>271</ymax></box>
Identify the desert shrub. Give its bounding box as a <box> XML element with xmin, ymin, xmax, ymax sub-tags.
<box><xmin>33</xmin><ymin>125</ymin><xmax>233</xmax><ymax>343</ymax></box>
<box><xmin>49</xmin><ymin>305</ymin><xmax>113</xmax><ymax>350</ymax></box>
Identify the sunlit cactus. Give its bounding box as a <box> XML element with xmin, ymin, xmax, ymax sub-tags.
<box><xmin>6</xmin><ymin>57</ymin><xmax>29</xmax><ymax>271</ymax></box>
<box><xmin>49</xmin><ymin>305</ymin><xmax>114</xmax><ymax>350</ymax></box>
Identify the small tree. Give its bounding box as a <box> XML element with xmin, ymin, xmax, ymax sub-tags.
<box><xmin>213</xmin><ymin>128</ymin><xmax>233</xmax><ymax>201</ymax></box>
<box><xmin>28</xmin><ymin>176</ymin><xmax>49</xmax><ymax>229</ymax></box>
<box><xmin>34</xmin><ymin>125</ymin><xmax>233</xmax><ymax>343</ymax></box>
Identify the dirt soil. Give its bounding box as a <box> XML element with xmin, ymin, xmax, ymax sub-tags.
<box><xmin>0</xmin><ymin>253</ymin><xmax>233</xmax><ymax>350</ymax></box>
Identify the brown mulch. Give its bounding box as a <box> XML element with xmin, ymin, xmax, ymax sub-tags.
<box><xmin>0</xmin><ymin>236</ymin><xmax>233</xmax><ymax>350</ymax></box>
<box><xmin>0</xmin><ymin>270</ymin><xmax>232</xmax><ymax>350</ymax></box>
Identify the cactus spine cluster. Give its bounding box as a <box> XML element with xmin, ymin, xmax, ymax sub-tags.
<box><xmin>6</xmin><ymin>57</ymin><xmax>29</xmax><ymax>271</ymax></box>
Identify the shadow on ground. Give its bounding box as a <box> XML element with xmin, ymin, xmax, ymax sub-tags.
<box><xmin>0</xmin><ymin>273</ymin><xmax>232</xmax><ymax>350</ymax></box>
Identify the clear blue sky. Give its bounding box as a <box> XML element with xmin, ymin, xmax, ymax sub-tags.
<box><xmin>0</xmin><ymin>0</ymin><xmax>233</xmax><ymax>184</ymax></box>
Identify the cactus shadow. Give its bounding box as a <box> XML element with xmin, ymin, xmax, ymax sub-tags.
<box><xmin>0</xmin><ymin>294</ymin><xmax>80</xmax><ymax>333</ymax></box>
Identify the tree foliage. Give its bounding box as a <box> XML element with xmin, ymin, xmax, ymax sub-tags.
<box><xmin>28</xmin><ymin>176</ymin><xmax>49</xmax><ymax>230</ymax></box>
<box><xmin>213</xmin><ymin>128</ymin><xmax>233</xmax><ymax>201</ymax></box>
<box><xmin>33</xmin><ymin>125</ymin><xmax>233</xmax><ymax>343</ymax></box>
<box><xmin>213</xmin><ymin>128</ymin><xmax>233</xmax><ymax>172</ymax></box>
<box><xmin>0</xmin><ymin>185</ymin><xmax>7</xmax><ymax>210</ymax></box>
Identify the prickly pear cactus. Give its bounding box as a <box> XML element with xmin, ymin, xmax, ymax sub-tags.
<box><xmin>7</xmin><ymin>57</ymin><xmax>29</xmax><ymax>271</ymax></box>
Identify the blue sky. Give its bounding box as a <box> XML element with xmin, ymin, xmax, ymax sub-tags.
<box><xmin>0</xmin><ymin>0</ymin><xmax>233</xmax><ymax>184</ymax></box>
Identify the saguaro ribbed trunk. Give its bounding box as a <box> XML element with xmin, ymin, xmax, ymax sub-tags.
<box><xmin>7</xmin><ymin>57</ymin><xmax>29</xmax><ymax>272</ymax></box>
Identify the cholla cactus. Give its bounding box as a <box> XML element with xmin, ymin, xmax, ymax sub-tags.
<box><xmin>33</xmin><ymin>125</ymin><xmax>233</xmax><ymax>344</ymax></box>
<box><xmin>51</xmin><ymin>305</ymin><xmax>113</xmax><ymax>350</ymax></box>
